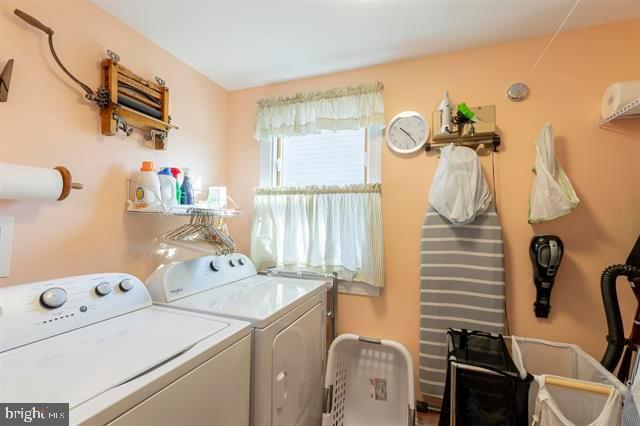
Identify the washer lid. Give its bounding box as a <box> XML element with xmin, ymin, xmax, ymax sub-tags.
<box><xmin>168</xmin><ymin>276</ymin><xmax>329</xmax><ymax>328</ymax></box>
<box><xmin>0</xmin><ymin>306</ymin><xmax>229</xmax><ymax>408</ymax></box>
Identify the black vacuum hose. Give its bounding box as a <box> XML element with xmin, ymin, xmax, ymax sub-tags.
<box><xmin>601</xmin><ymin>264</ymin><xmax>640</xmax><ymax>371</ymax></box>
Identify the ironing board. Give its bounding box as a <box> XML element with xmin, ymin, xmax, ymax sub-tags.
<box><xmin>419</xmin><ymin>204</ymin><xmax>505</xmax><ymax>398</ymax></box>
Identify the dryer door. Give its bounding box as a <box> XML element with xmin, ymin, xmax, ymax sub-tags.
<box><xmin>272</xmin><ymin>303</ymin><xmax>324</xmax><ymax>426</ymax></box>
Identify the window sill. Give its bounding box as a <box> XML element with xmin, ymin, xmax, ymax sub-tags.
<box><xmin>261</xmin><ymin>266</ymin><xmax>381</xmax><ymax>297</ymax></box>
<box><xmin>337</xmin><ymin>280</ymin><xmax>381</xmax><ymax>296</ymax></box>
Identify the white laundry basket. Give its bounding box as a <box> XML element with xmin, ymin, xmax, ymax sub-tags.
<box><xmin>322</xmin><ymin>334</ymin><xmax>415</xmax><ymax>426</ymax></box>
<box><xmin>509</xmin><ymin>336</ymin><xmax>626</xmax><ymax>393</ymax></box>
<box><xmin>508</xmin><ymin>336</ymin><xmax>627</xmax><ymax>425</ymax></box>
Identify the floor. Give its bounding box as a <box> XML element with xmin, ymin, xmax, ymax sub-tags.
<box><xmin>416</xmin><ymin>411</ymin><xmax>440</xmax><ymax>425</ymax></box>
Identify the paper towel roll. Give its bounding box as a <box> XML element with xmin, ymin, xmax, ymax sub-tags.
<box><xmin>0</xmin><ymin>163</ymin><xmax>67</xmax><ymax>201</ymax></box>
<box><xmin>601</xmin><ymin>80</ymin><xmax>640</xmax><ymax>118</ymax></box>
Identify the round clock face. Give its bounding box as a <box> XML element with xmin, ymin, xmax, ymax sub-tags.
<box><xmin>386</xmin><ymin>111</ymin><xmax>429</xmax><ymax>154</ymax></box>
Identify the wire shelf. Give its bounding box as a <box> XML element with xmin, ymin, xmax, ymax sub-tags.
<box><xmin>125</xmin><ymin>178</ymin><xmax>242</xmax><ymax>217</ymax></box>
<box><xmin>599</xmin><ymin>98</ymin><xmax>640</xmax><ymax>126</ymax></box>
<box><xmin>126</xmin><ymin>205</ymin><xmax>242</xmax><ymax>217</ymax></box>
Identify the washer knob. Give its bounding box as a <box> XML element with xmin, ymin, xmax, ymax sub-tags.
<box><xmin>95</xmin><ymin>282</ymin><xmax>112</xmax><ymax>296</ymax></box>
<box><xmin>119</xmin><ymin>279</ymin><xmax>134</xmax><ymax>292</ymax></box>
<box><xmin>40</xmin><ymin>287</ymin><xmax>67</xmax><ymax>309</ymax></box>
<box><xmin>238</xmin><ymin>258</ymin><xmax>245</xmax><ymax>266</ymax></box>
<box><xmin>229</xmin><ymin>259</ymin><xmax>236</xmax><ymax>267</ymax></box>
<box><xmin>210</xmin><ymin>259</ymin><xmax>222</xmax><ymax>272</ymax></box>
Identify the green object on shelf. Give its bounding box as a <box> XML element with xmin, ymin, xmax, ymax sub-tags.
<box><xmin>457</xmin><ymin>103</ymin><xmax>477</xmax><ymax>122</ymax></box>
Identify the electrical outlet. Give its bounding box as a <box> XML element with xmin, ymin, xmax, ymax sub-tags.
<box><xmin>0</xmin><ymin>217</ymin><xmax>14</xmax><ymax>277</ymax></box>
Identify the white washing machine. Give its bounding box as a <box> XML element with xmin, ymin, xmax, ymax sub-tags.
<box><xmin>0</xmin><ymin>273</ymin><xmax>252</xmax><ymax>425</ymax></box>
<box><xmin>146</xmin><ymin>253</ymin><xmax>331</xmax><ymax>426</ymax></box>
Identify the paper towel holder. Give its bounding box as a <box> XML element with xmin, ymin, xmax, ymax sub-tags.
<box><xmin>0</xmin><ymin>163</ymin><xmax>84</xmax><ymax>202</ymax></box>
<box><xmin>0</xmin><ymin>59</ymin><xmax>13</xmax><ymax>102</ymax></box>
<box><xmin>54</xmin><ymin>166</ymin><xmax>83</xmax><ymax>200</ymax></box>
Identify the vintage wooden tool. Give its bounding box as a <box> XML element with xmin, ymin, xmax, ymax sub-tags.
<box><xmin>101</xmin><ymin>51</ymin><xmax>177</xmax><ymax>150</ymax></box>
<box><xmin>14</xmin><ymin>9</ymin><xmax>177</xmax><ymax>150</ymax></box>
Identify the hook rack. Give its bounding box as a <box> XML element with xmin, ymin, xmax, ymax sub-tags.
<box><xmin>428</xmin><ymin>104</ymin><xmax>500</xmax><ymax>153</ymax></box>
<box><xmin>426</xmin><ymin>134</ymin><xmax>501</xmax><ymax>152</ymax></box>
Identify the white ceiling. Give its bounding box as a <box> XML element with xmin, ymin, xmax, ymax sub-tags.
<box><xmin>93</xmin><ymin>0</ymin><xmax>640</xmax><ymax>91</ymax></box>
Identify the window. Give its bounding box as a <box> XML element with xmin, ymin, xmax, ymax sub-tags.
<box><xmin>259</xmin><ymin>127</ymin><xmax>382</xmax><ymax>187</ymax></box>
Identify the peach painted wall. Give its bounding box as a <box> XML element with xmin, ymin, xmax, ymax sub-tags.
<box><xmin>0</xmin><ymin>0</ymin><xmax>229</xmax><ymax>285</ymax></box>
<box><xmin>226</xmin><ymin>18</ymin><xmax>640</xmax><ymax>381</ymax></box>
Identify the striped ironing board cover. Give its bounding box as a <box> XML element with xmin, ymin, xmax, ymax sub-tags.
<box><xmin>419</xmin><ymin>204</ymin><xmax>505</xmax><ymax>399</ymax></box>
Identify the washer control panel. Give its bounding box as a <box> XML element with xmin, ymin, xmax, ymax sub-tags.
<box><xmin>0</xmin><ymin>273</ymin><xmax>151</xmax><ymax>353</ymax></box>
<box><xmin>147</xmin><ymin>253</ymin><xmax>256</xmax><ymax>303</ymax></box>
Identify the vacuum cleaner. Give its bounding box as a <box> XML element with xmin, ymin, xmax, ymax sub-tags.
<box><xmin>600</xmin><ymin>235</ymin><xmax>640</xmax><ymax>382</ymax></box>
<box><xmin>529</xmin><ymin>235</ymin><xmax>564</xmax><ymax>318</ymax></box>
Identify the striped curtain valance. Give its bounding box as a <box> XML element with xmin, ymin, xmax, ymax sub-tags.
<box><xmin>250</xmin><ymin>184</ymin><xmax>384</xmax><ymax>288</ymax></box>
<box><xmin>254</xmin><ymin>82</ymin><xmax>385</xmax><ymax>140</ymax></box>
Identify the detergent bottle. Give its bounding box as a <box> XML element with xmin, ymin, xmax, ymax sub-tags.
<box><xmin>158</xmin><ymin>167</ymin><xmax>177</xmax><ymax>210</ymax></box>
<box><xmin>170</xmin><ymin>167</ymin><xmax>182</xmax><ymax>205</ymax></box>
<box><xmin>180</xmin><ymin>167</ymin><xmax>194</xmax><ymax>205</ymax></box>
<box><xmin>134</xmin><ymin>161</ymin><xmax>162</xmax><ymax>209</ymax></box>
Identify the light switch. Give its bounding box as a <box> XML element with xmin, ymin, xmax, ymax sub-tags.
<box><xmin>0</xmin><ymin>217</ymin><xmax>14</xmax><ymax>277</ymax></box>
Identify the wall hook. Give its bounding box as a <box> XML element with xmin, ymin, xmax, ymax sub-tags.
<box><xmin>113</xmin><ymin>114</ymin><xmax>133</xmax><ymax>137</ymax></box>
<box><xmin>0</xmin><ymin>59</ymin><xmax>14</xmax><ymax>102</ymax></box>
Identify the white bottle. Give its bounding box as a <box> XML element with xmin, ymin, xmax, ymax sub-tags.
<box><xmin>158</xmin><ymin>167</ymin><xmax>177</xmax><ymax>210</ymax></box>
<box><xmin>438</xmin><ymin>91</ymin><xmax>452</xmax><ymax>134</ymax></box>
<box><xmin>134</xmin><ymin>161</ymin><xmax>162</xmax><ymax>210</ymax></box>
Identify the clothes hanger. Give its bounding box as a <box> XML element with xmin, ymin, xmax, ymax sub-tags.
<box><xmin>160</xmin><ymin>208</ymin><xmax>235</xmax><ymax>255</ymax></box>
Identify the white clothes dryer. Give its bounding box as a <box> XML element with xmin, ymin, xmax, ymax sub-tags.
<box><xmin>146</xmin><ymin>253</ymin><xmax>331</xmax><ymax>426</ymax></box>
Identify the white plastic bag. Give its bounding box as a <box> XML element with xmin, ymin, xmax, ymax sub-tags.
<box><xmin>529</xmin><ymin>124</ymin><xmax>579</xmax><ymax>223</ymax></box>
<box><xmin>428</xmin><ymin>144</ymin><xmax>492</xmax><ymax>224</ymax></box>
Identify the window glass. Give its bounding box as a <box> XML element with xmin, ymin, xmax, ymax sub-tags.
<box><xmin>280</xmin><ymin>129</ymin><xmax>366</xmax><ymax>187</ymax></box>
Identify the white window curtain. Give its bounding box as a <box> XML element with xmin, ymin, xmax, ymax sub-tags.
<box><xmin>251</xmin><ymin>82</ymin><xmax>385</xmax><ymax>289</ymax></box>
<box><xmin>254</xmin><ymin>82</ymin><xmax>385</xmax><ymax>140</ymax></box>
<box><xmin>250</xmin><ymin>184</ymin><xmax>384</xmax><ymax>288</ymax></box>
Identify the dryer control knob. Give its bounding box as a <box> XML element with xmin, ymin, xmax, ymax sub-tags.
<box><xmin>210</xmin><ymin>260</ymin><xmax>222</xmax><ymax>272</ymax></box>
<box><xmin>119</xmin><ymin>279</ymin><xmax>134</xmax><ymax>292</ymax></box>
<box><xmin>95</xmin><ymin>282</ymin><xmax>112</xmax><ymax>296</ymax></box>
<box><xmin>238</xmin><ymin>258</ymin><xmax>245</xmax><ymax>266</ymax></box>
<box><xmin>229</xmin><ymin>259</ymin><xmax>236</xmax><ymax>267</ymax></box>
<box><xmin>40</xmin><ymin>287</ymin><xmax>67</xmax><ymax>309</ymax></box>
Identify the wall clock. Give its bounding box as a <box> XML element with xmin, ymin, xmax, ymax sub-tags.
<box><xmin>386</xmin><ymin>111</ymin><xmax>429</xmax><ymax>154</ymax></box>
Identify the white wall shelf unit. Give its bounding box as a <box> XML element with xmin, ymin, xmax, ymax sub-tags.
<box><xmin>126</xmin><ymin>205</ymin><xmax>242</xmax><ymax>217</ymax></box>
<box><xmin>599</xmin><ymin>98</ymin><xmax>640</xmax><ymax>126</ymax></box>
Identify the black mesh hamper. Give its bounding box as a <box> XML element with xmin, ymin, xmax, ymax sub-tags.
<box><xmin>438</xmin><ymin>329</ymin><xmax>533</xmax><ymax>426</ymax></box>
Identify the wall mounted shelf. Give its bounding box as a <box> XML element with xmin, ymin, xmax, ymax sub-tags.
<box><xmin>599</xmin><ymin>98</ymin><xmax>640</xmax><ymax>126</ymax></box>
<box><xmin>126</xmin><ymin>204</ymin><xmax>242</xmax><ymax>217</ymax></box>
<box><xmin>428</xmin><ymin>104</ymin><xmax>500</xmax><ymax>153</ymax></box>
<box><xmin>125</xmin><ymin>178</ymin><xmax>241</xmax><ymax>217</ymax></box>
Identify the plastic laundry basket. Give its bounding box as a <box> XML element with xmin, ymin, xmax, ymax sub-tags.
<box><xmin>321</xmin><ymin>334</ymin><xmax>415</xmax><ymax>426</ymax></box>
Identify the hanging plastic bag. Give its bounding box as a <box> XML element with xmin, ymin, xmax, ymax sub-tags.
<box><xmin>529</xmin><ymin>124</ymin><xmax>579</xmax><ymax>223</ymax></box>
<box><xmin>428</xmin><ymin>144</ymin><xmax>492</xmax><ymax>224</ymax></box>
